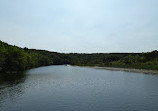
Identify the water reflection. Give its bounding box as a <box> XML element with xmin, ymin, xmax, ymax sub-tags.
<box><xmin>0</xmin><ymin>66</ymin><xmax>158</xmax><ymax>111</ymax></box>
<box><xmin>0</xmin><ymin>72</ymin><xmax>27</xmax><ymax>106</ymax></box>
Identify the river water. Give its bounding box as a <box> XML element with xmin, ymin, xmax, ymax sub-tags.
<box><xmin>0</xmin><ymin>65</ymin><xmax>158</xmax><ymax>111</ymax></box>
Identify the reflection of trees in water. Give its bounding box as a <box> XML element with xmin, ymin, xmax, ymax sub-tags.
<box><xmin>0</xmin><ymin>72</ymin><xmax>26</xmax><ymax>85</ymax></box>
<box><xmin>0</xmin><ymin>72</ymin><xmax>27</xmax><ymax>106</ymax></box>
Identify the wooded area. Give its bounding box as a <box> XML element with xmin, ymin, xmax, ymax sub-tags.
<box><xmin>0</xmin><ymin>40</ymin><xmax>158</xmax><ymax>72</ymax></box>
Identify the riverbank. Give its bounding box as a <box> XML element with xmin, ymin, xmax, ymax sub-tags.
<box><xmin>70</xmin><ymin>65</ymin><xmax>158</xmax><ymax>74</ymax></box>
<box><xmin>95</xmin><ymin>67</ymin><xmax>158</xmax><ymax>74</ymax></box>
<box><xmin>1</xmin><ymin>40</ymin><xmax>158</xmax><ymax>73</ymax></box>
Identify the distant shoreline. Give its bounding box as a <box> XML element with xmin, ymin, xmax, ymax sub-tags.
<box><xmin>69</xmin><ymin>65</ymin><xmax>158</xmax><ymax>74</ymax></box>
<box><xmin>1</xmin><ymin>40</ymin><xmax>158</xmax><ymax>73</ymax></box>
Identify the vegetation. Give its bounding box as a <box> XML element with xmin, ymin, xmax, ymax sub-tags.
<box><xmin>0</xmin><ymin>40</ymin><xmax>158</xmax><ymax>72</ymax></box>
<box><xmin>0</xmin><ymin>40</ymin><xmax>68</xmax><ymax>72</ymax></box>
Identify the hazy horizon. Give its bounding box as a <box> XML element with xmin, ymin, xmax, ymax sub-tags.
<box><xmin>0</xmin><ymin>0</ymin><xmax>158</xmax><ymax>53</ymax></box>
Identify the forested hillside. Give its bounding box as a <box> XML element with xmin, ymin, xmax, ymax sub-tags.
<box><xmin>0</xmin><ymin>40</ymin><xmax>158</xmax><ymax>72</ymax></box>
<box><xmin>68</xmin><ymin>51</ymin><xmax>158</xmax><ymax>70</ymax></box>
<box><xmin>0</xmin><ymin>40</ymin><xmax>69</xmax><ymax>72</ymax></box>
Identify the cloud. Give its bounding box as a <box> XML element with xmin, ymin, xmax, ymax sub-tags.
<box><xmin>0</xmin><ymin>0</ymin><xmax>158</xmax><ymax>53</ymax></box>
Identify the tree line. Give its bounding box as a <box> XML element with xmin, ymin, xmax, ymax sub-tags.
<box><xmin>0</xmin><ymin>40</ymin><xmax>158</xmax><ymax>72</ymax></box>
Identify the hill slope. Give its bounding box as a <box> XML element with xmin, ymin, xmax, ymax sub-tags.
<box><xmin>0</xmin><ymin>40</ymin><xmax>158</xmax><ymax>72</ymax></box>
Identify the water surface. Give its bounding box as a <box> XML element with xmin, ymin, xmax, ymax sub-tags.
<box><xmin>0</xmin><ymin>65</ymin><xmax>158</xmax><ymax>111</ymax></box>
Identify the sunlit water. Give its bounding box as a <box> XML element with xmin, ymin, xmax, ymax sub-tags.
<box><xmin>0</xmin><ymin>65</ymin><xmax>158</xmax><ymax>111</ymax></box>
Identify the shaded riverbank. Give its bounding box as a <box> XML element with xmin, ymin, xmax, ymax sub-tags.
<box><xmin>70</xmin><ymin>65</ymin><xmax>158</xmax><ymax>74</ymax></box>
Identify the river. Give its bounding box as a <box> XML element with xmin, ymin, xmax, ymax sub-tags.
<box><xmin>0</xmin><ymin>65</ymin><xmax>158</xmax><ymax>111</ymax></box>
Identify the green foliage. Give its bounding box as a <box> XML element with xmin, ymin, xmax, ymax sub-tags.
<box><xmin>0</xmin><ymin>40</ymin><xmax>158</xmax><ymax>72</ymax></box>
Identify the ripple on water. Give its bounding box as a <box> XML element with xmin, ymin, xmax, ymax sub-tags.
<box><xmin>0</xmin><ymin>65</ymin><xmax>158</xmax><ymax>111</ymax></box>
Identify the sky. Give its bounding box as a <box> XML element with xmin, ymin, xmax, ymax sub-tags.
<box><xmin>0</xmin><ymin>0</ymin><xmax>158</xmax><ymax>53</ymax></box>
